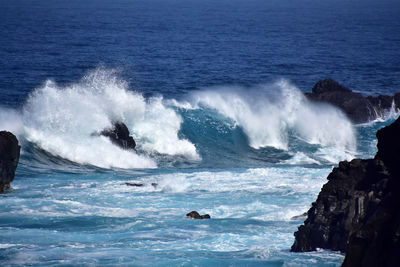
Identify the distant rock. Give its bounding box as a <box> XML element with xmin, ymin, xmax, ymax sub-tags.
<box><xmin>306</xmin><ymin>79</ymin><xmax>399</xmax><ymax>124</ymax></box>
<box><xmin>100</xmin><ymin>122</ymin><xmax>136</xmax><ymax>150</ymax></box>
<box><xmin>291</xmin><ymin>117</ymin><xmax>400</xmax><ymax>267</ymax></box>
<box><xmin>0</xmin><ymin>131</ymin><xmax>21</xmax><ymax>193</ymax></box>
<box><xmin>186</xmin><ymin>211</ymin><xmax>211</xmax><ymax>219</ymax></box>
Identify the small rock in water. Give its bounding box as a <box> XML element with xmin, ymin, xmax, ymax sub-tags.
<box><xmin>125</xmin><ymin>182</ymin><xmax>144</xmax><ymax>187</ymax></box>
<box><xmin>124</xmin><ymin>182</ymin><xmax>158</xmax><ymax>188</ymax></box>
<box><xmin>291</xmin><ymin>212</ymin><xmax>307</xmax><ymax>220</ymax></box>
<box><xmin>186</xmin><ymin>211</ymin><xmax>211</xmax><ymax>219</ymax></box>
<box><xmin>100</xmin><ymin>122</ymin><xmax>136</xmax><ymax>150</ymax></box>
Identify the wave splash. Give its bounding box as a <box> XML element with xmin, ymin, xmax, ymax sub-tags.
<box><xmin>181</xmin><ymin>80</ymin><xmax>356</xmax><ymax>154</ymax></box>
<box><xmin>0</xmin><ymin>68</ymin><xmax>359</xmax><ymax>169</ymax></box>
<box><xmin>20</xmin><ymin>68</ymin><xmax>198</xmax><ymax>169</ymax></box>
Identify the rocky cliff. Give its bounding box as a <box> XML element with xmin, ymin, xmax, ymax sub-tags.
<box><xmin>291</xmin><ymin>117</ymin><xmax>400</xmax><ymax>267</ymax></box>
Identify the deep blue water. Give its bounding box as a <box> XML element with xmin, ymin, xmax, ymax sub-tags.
<box><xmin>1</xmin><ymin>0</ymin><xmax>400</xmax><ymax>266</ymax></box>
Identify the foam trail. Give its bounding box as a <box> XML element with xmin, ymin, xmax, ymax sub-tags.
<box><xmin>185</xmin><ymin>80</ymin><xmax>357</xmax><ymax>153</ymax></box>
<box><xmin>20</xmin><ymin>68</ymin><xmax>198</xmax><ymax>168</ymax></box>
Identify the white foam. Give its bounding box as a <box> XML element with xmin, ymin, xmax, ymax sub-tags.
<box><xmin>283</xmin><ymin>152</ymin><xmax>321</xmax><ymax>165</ymax></box>
<box><xmin>183</xmin><ymin>80</ymin><xmax>356</xmax><ymax>154</ymax></box>
<box><xmin>19</xmin><ymin>68</ymin><xmax>199</xmax><ymax>168</ymax></box>
<box><xmin>120</xmin><ymin>167</ymin><xmax>330</xmax><ymax>197</ymax></box>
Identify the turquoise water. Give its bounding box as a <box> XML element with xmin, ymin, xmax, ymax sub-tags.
<box><xmin>1</xmin><ymin>0</ymin><xmax>399</xmax><ymax>265</ymax></box>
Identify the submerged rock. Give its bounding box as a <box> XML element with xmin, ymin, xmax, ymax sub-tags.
<box><xmin>291</xmin><ymin>212</ymin><xmax>307</xmax><ymax>220</ymax></box>
<box><xmin>306</xmin><ymin>79</ymin><xmax>399</xmax><ymax>124</ymax></box>
<box><xmin>100</xmin><ymin>122</ymin><xmax>136</xmax><ymax>150</ymax></box>
<box><xmin>291</xmin><ymin>117</ymin><xmax>400</xmax><ymax>267</ymax></box>
<box><xmin>186</xmin><ymin>211</ymin><xmax>211</xmax><ymax>219</ymax></box>
<box><xmin>125</xmin><ymin>182</ymin><xmax>158</xmax><ymax>188</ymax></box>
<box><xmin>125</xmin><ymin>182</ymin><xmax>144</xmax><ymax>187</ymax></box>
<box><xmin>0</xmin><ymin>131</ymin><xmax>21</xmax><ymax>193</ymax></box>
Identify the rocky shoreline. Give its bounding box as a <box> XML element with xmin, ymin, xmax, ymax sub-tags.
<box><xmin>291</xmin><ymin>117</ymin><xmax>400</xmax><ymax>266</ymax></box>
<box><xmin>2</xmin><ymin>79</ymin><xmax>399</xmax><ymax>265</ymax></box>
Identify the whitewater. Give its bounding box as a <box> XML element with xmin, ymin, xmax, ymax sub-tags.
<box><xmin>1</xmin><ymin>68</ymin><xmax>394</xmax><ymax>266</ymax></box>
<box><xmin>2</xmin><ymin>0</ymin><xmax>399</xmax><ymax>264</ymax></box>
<box><xmin>2</xmin><ymin>68</ymin><xmax>358</xmax><ymax>170</ymax></box>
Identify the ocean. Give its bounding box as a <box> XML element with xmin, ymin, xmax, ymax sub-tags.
<box><xmin>1</xmin><ymin>0</ymin><xmax>400</xmax><ymax>266</ymax></box>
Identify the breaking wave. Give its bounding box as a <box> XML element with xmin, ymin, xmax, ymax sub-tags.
<box><xmin>0</xmin><ymin>68</ymin><xmax>360</xmax><ymax>169</ymax></box>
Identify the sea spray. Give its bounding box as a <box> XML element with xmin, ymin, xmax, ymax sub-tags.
<box><xmin>184</xmin><ymin>80</ymin><xmax>357</xmax><ymax>154</ymax></box>
<box><xmin>0</xmin><ymin>69</ymin><xmax>360</xmax><ymax>169</ymax></box>
<box><xmin>20</xmin><ymin>68</ymin><xmax>198</xmax><ymax>169</ymax></box>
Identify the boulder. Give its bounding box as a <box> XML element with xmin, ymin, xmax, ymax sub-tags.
<box><xmin>306</xmin><ymin>79</ymin><xmax>398</xmax><ymax>124</ymax></box>
<box><xmin>291</xmin><ymin>117</ymin><xmax>400</xmax><ymax>267</ymax></box>
<box><xmin>100</xmin><ymin>122</ymin><xmax>136</xmax><ymax>150</ymax></box>
<box><xmin>0</xmin><ymin>131</ymin><xmax>20</xmax><ymax>193</ymax></box>
<box><xmin>186</xmin><ymin>211</ymin><xmax>211</xmax><ymax>219</ymax></box>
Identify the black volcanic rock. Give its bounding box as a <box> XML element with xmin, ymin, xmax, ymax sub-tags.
<box><xmin>291</xmin><ymin>158</ymin><xmax>390</xmax><ymax>252</ymax></box>
<box><xmin>291</xmin><ymin>117</ymin><xmax>400</xmax><ymax>267</ymax></box>
<box><xmin>186</xmin><ymin>211</ymin><xmax>211</xmax><ymax>219</ymax></box>
<box><xmin>375</xmin><ymin>117</ymin><xmax>400</xmax><ymax>175</ymax></box>
<box><xmin>306</xmin><ymin>79</ymin><xmax>399</xmax><ymax>124</ymax></box>
<box><xmin>100</xmin><ymin>122</ymin><xmax>136</xmax><ymax>150</ymax></box>
<box><xmin>0</xmin><ymin>131</ymin><xmax>21</xmax><ymax>193</ymax></box>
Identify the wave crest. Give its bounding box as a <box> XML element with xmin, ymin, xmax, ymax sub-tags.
<box><xmin>183</xmin><ymin>80</ymin><xmax>356</xmax><ymax>153</ymax></box>
<box><xmin>21</xmin><ymin>68</ymin><xmax>198</xmax><ymax>169</ymax></box>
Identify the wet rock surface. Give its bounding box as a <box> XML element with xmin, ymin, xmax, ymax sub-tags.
<box><xmin>0</xmin><ymin>131</ymin><xmax>21</xmax><ymax>193</ymax></box>
<box><xmin>306</xmin><ymin>79</ymin><xmax>400</xmax><ymax>124</ymax></box>
<box><xmin>100</xmin><ymin>122</ymin><xmax>136</xmax><ymax>150</ymax></box>
<box><xmin>291</xmin><ymin>117</ymin><xmax>400</xmax><ymax>267</ymax></box>
<box><xmin>186</xmin><ymin>211</ymin><xmax>211</xmax><ymax>219</ymax></box>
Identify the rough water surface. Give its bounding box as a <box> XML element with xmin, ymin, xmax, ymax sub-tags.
<box><xmin>1</xmin><ymin>0</ymin><xmax>399</xmax><ymax>266</ymax></box>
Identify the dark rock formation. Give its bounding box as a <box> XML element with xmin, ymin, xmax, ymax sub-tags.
<box><xmin>306</xmin><ymin>79</ymin><xmax>399</xmax><ymax>124</ymax></box>
<box><xmin>100</xmin><ymin>122</ymin><xmax>136</xmax><ymax>150</ymax></box>
<box><xmin>291</xmin><ymin>117</ymin><xmax>400</xmax><ymax>267</ymax></box>
<box><xmin>375</xmin><ymin>117</ymin><xmax>400</xmax><ymax>174</ymax></box>
<box><xmin>186</xmin><ymin>211</ymin><xmax>211</xmax><ymax>219</ymax></box>
<box><xmin>0</xmin><ymin>131</ymin><xmax>20</xmax><ymax>193</ymax></box>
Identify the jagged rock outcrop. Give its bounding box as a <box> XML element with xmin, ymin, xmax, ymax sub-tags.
<box><xmin>342</xmin><ymin>118</ymin><xmax>400</xmax><ymax>267</ymax></box>
<box><xmin>0</xmin><ymin>131</ymin><xmax>21</xmax><ymax>193</ymax></box>
<box><xmin>291</xmin><ymin>117</ymin><xmax>400</xmax><ymax>267</ymax></box>
<box><xmin>186</xmin><ymin>211</ymin><xmax>211</xmax><ymax>219</ymax></box>
<box><xmin>306</xmin><ymin>79</ymin><xmax>400</xmax><ymax>124</ymax></box>
<box><xmin>100</xmin><ymin>122</ymin><xmax>136</xmax><ymax>150</ymax></box>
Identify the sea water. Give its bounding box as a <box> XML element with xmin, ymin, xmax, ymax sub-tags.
<box><xmin>1</xmin><ymin>0</ymin><xmax>399</xmax><ymax>266</ymax></box>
